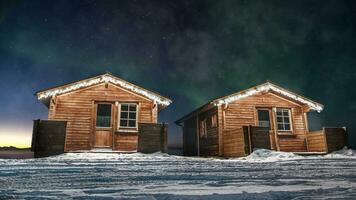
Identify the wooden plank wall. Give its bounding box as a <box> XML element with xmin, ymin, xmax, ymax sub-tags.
<box><xmin>48</xmin><ymin>83</ymin><xmax>155</xmax><ymax>151</ymax></box>
<box><xmin>182</xmin><ymin>116</ymin><xmax>198</xmax><ymax>156</ymax></box>
<box><xmin>224</xmin><ymin>92</ymin><xmax>308</xmax><ymax>152</ymax></box>
<box><xmin>198</xmin><ymin>107</ymin><xmax>219</xmax><ymax>156</ymax></box>
<box><xmin>223</xmin><ymin>127</ymin><xmax>246</xmax><ymax>157</ymax></box>
<box><xmin>31</xmin><ymin>119</ymin><xmax>67</xmax><ymax>158</ymax></box>
<box><xmin>137</xmin><ymin>123</ymin><xmax>168</xmax><ymax>153</ymax></box>
<box><xmin>324</xmin><ymin>127</ymin><xmax>347</xmax><ymax>152</ymax></box>
<box><xmin>306</xmin><ymin>130</ymin><xmax>327</xmax><ymax>152</ymax></box>
<box><xmin>249</xmin><ymin>126</ymin><xmax>271</xmax><ymax>150</ymax></box>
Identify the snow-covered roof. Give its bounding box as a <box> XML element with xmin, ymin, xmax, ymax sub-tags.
<box><xmin>212</xmin><ymin>82</ymin><xmax>323</xmax><ymax>112</ymax></box>
<box><xmin>36</xmin><ymin>73</ymin><xmax>172</xmax><ymax>107</ymax></box>
<box><xmin>176</xmin><ymin>81</ymin><xmax>323</xmax><ymax>124</ymax></box>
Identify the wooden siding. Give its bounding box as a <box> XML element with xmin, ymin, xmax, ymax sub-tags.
<box><xmin>223</xmin><ymin>127</ymin><xmax>246</xmax><ymax>157</ymax></box>
<box><xmin>182</xmin><ymin>116</ymin><xmax>198</xmax><ymax>156</ymax></box>
<box><xmin>48</xmin><ymin>82</ymin><xmax>156</xmax><ymax>151</ymax></box>
<box><xmin>222</xmin><ymin>92</ymin><xmax>308</xmax><ymax>152</ymax></box>
<box><xmin>198</xmin><ymin>107</ymin><xmax>219</xmax><ymax>156</ymax></box>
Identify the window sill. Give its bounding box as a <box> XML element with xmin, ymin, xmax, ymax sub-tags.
<box><xmin>116</xmin><ymin>128</ymin><xmax>138</xmax><ymax>133</ymax></box>
<box><xmin>277</xmin><ymin>131</ymin><xmax>295</xmax><ymax>136</ymax></box>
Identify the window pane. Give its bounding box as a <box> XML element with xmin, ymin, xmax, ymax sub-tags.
<box><xmin>121</xmin><ymin>104</ymin><xmax>129</xmax><ymax>111</ymax></box>
<box><xmin>258</xmin><ymin>110</ymin><xmax>270</xmax><ymax>121</ymax></box>
<box><xmin>257</xmin><ymin>110</ymin><xmax>270</xmax><ymax>128</ymax></box>
<box><xmin>285</xmin><ymin>124</ymin><xmax>291</xmax><ymax>130</ymax></box>
<box><xmin>129</xmin><ymin>112</ymin><xmax>136</xmax><ymax>119</ymax></box>
<box><xmin>284</xmin><ymin>117</ymin><xmax>290</xmax><ymax>123</ymax></box>
<box><xmin>129</xmin><ymin>105</ymin><xmax>137</xmax><ymax>111</ymax></box>
<box><xmin>278</xmin><ymin>124</ymin><xmax>284</xmax><ymax>130</ymax></box>
<box><xmin>120</xmin><ymin>119</ymin><xmax>128</xmax><ymax>127</ymax></box>
<box><xmin>121</xmin><ymin>112</ymin><xmax>128</xmax><ymax>119</ymax></box>
<box><xmin>277</xmin><ymin>116</ymin><xmax>283</xmax><ymax>123</ymax></box>
<box><xmin>283</xmin><ymin>110</ymin><xmax>289</xmax><ymax>116</ymax></box>
<box><xmin>128</xmin><ymin>120</ymin><xmax>136</xmax><ymax>127</ymax></box>
<box><xmin>276</xmin><ymin>110</ymin><xmax>282</xmax><ymax>116</ymax></box>
<box><xmin>96</xmin><ymin>104</ymin><xmax>111</xmax><ymax>127</ymax></box>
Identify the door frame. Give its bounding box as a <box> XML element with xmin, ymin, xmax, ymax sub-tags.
<box><xmin>92</xmin><ymin>101</ymin><xmax>115</xmax><ymax>149</ymax></box>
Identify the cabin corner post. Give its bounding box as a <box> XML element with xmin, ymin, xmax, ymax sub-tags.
<box><xmin>196</xmin><ymin>114</ymin><xmax>200</xmax><ymax>156</ymax></box>
<box><xmin>217</xmin><ymin>104</ymin><xmax>225</xmax><ymax>156</ymax></box>
<box><xmin>31</xmin><ymin>119</ymin><xmax>40</xmax><ymax>152</ymax></box>
<box><xmin>160</xmin><ymin>123</ymin><xmax>168</xmax><ymax>153</ymax></box>
<box><xmin>271</xmin><ymin>107</ymin><xmax>280</xmax><ymax>151</ymax></box>
<box><xmin>322</xmin><ymin>127</ymin><xmax>328</xmax><ymax>153</ymax></box>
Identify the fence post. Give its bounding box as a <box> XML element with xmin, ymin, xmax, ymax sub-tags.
<box><xmin>248</xmin><ymin>125</ymin><xmax>252</xmax><ymax>154</ymax></box>
<box><xmin>161</xmin><ymin>123</ymin><xmax>168</xmax><ymax>153</ymax></box>
<box><xmin>31</xmin><ymin>119</ymin><xmax>40</xmax><ymax>152</ymax></box>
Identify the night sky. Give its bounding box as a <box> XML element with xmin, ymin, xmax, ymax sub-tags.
<box><xmin>0</xmin><ymin>0</ymin><xmax>355</xmax><ymax>148</ymax></box>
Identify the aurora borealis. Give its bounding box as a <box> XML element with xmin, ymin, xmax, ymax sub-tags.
<box><xmin>0</xmin><ymin>0</ymin><xmax>355</xmax><ymax>148</ymax></box>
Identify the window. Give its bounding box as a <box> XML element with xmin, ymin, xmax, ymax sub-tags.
<box><xmin>119</xmin><ymin>103</ymin><xmax>137</xmax><ymax>128</ymax></box>
<box><xmin>96</xmin><ymin>104</ymin><xmax>112</xmax><ymax>127</ymax></box>
<box><xmin>276</xmin><ymin>108</ymin><xmax>292</xmax><ymax>131</ymax></box>
<box><xmin>211</xmin><ymin>114</ymin><xmax>217</xmax><ymax>128</ymax></box>
<box><xmin>257</xmin><ymin>109</ymin><xmax>271</xmax><ymax>128</ymax></box>
<box><xmin>199</xmin><ymin>119</ymin><xmax>207</xmax><ymax>138</ymax></box>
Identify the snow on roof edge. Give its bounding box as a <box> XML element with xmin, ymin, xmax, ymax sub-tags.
<box><xmin>212</xmin><ymin>82</ymin><xmax>324</xmax><ymax>112</ymax></box>
<box><xmin>36</xmin><ymin>73</ymin><xmax>172</xmax><ymax>106</ymax></box>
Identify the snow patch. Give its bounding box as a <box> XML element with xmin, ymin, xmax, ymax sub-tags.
<box><xmin>236</xmin><ymin>149</ymin><xmax>303</xmax><ymax>162</ymax></box>
<box><xmin>324</xmin><ymin>147</ymin><xmax>356</xmax><ymax>158</ymax></box>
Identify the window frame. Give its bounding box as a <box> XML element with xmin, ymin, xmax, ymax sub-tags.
<box><xmin>199</xmin><ymin>119</ymin><xmax>207</xmax><ymax>139</ymax></box>
<box><xmin>275</xmin><ymin>108</ymin><xmax>293</xmax><ymax>132</ymax></box>
<box><xmin>211</xmin><ymin>114</ymin><xmax>217</xmax><ymax>128</ymax></box>
<box><xmin>118</xmin><ymin>103</ymin><xmax>138</xmax><ymax>130</ymax></box>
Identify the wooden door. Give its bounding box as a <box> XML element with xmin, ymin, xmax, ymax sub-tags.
<box><xmin>94</xmin><ymin>103</ymin><xmax>113</xmax><ymax>148</ymax></box>
<box><xmin>256</xmin><ymin>108</ymin><xmax>278</xmax><ymax>150</ymax></box>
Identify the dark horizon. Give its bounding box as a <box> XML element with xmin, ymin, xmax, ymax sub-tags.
<box><xmin>0</xmin><ymin>0</ymin><xmax>355</xmax><ymax>148</ymax></box>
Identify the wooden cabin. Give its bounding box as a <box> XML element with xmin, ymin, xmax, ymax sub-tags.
<box><xmin>175</xmin><ymin>82</ymin><xmax>337</xmax><ymax>157</ymax></box>
<box><xmin>35</xmin><ymin>73</ymin><xmax>172</xmax><ymax>153</ymax></box>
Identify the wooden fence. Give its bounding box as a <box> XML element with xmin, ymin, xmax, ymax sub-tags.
<box><xmin>138</xmin><ymin>123</ymin><xmax>168</xmax><ymax>153</ymax></box>
<box><xmin>31</xmin><ymin>119</ymin><xmax>67</xmax><ymax>158</ymax></box>
<box><xmin>307</xmin><ymin>127</ymin><xmax>347</xmax><ymax>153</ymax></box>
<box><xmin>249</xmin><ymin>126</ymin><xmax>272</xmax><ymax>150</ymax></box>
<box><xmin>307</xmin><ymin>130</ymin><xmax>327</xmax><ymax>152</ymax></box>
<box><xmin>223</xmin><ymin>127</ymin><xmax>248</xmax><ymax>157</ymax></box>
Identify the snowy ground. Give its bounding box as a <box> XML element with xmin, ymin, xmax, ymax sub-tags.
<box><xmin>1</xmin><ymin>149</ymin><xmax>356</xmax><ymax>199</ymax></box>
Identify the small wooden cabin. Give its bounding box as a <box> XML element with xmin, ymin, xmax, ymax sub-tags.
<box><xmin>35</xmin><ymin>73</ymin><xmax>172</xmax><ymax>152</ymax></box>
<box><xmin>175</xmin><ymin>82</ymin><xmax>332</xmax><ymax>157</ymax></box>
